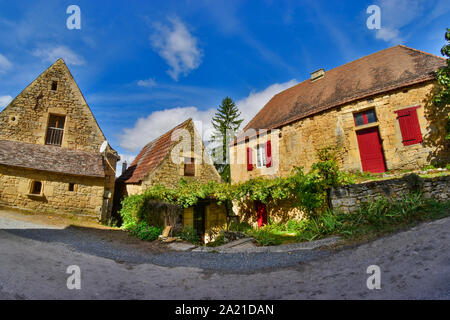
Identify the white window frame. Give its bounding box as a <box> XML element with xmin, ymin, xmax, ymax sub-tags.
<box><xmin>256</xmin><ymin>144</ymin><xmax>266</xmax><ymax>168</ymax></box>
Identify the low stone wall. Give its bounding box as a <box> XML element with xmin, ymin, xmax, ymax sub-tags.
<box><xmin>331</xmin><ymin>174</ymin><xmax>450</xmax><ymax>213</ymax></box>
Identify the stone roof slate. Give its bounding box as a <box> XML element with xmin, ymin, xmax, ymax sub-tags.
<box><xmin>0</xmin><ymin>139</ymin><xmax>105</xmax><ymax>178</ymax></box>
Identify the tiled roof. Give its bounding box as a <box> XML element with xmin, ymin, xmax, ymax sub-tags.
<box><xmin>0</xmin><ymin>140</ymin><xmax>105</xmax><ymax>177</ymax></box>
<box><xmin>244</xmin><ymin>45</ymin><xmax>446</xmax><ymax>132</ymax></box>
<box><xmin>119</xmin><ymin>119</ymin><xmax>192</xmax><ymax>184</ymax></box>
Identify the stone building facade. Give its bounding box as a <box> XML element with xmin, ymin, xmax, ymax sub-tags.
<box><xmin>115</xmin><ymin>119</ymin><xmax>223</xmax><ymax>240</ymax></box>
<box><xmin>230</xmin><ymin>45</ymin><xmax>449</xmax><ymax>224</ymax></box>
<box><xmin>117</xmin><ymin>118</ymin><xmax>221</xmax><ymax>197</ymax></box>
<box><xmin>231</xmin><ymin>46</ymin><xmax>449</xmax><ymax>184</ymax></box>
<box><xmin>0</xmin><ymin>59</ymin><xmax>119</xmax><ymax>221</ymax></box>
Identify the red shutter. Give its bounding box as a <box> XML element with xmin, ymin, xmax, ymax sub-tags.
<box><xmin>395</xmin><ymin>106</ymin><xmax>422</xmax><ymax>146</ymax></box>
<box><xmin>266</xmin><ymin>140</ymin><xmax>272</xmax><ymax>167</ymax></box>
<box><xmin>247</xmin><ymin>147</ymin><xmax>253</xmax><ymax>171</ymax></box>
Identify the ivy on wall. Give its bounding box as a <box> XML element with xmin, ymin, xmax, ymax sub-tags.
<box><xmin>119</xmin><ymin>147</ymin><xmax>353</xmax><ymax>226</ymax></box>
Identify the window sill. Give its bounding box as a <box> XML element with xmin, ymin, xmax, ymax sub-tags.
<box><xmin>27</xmin><ymin>193</ymin><xmax>45</xmax><ymax>199</ymax></box>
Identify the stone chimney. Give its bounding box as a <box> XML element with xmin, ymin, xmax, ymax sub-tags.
<box><xmin>311</xmin><ymin>68</ymin><xmax>325</xmax><ymax>82</ymax></box>
<box><xmin>122</xmin><ymin>161</ymin><xmax>128</xmax><ymax>174</ymax></box>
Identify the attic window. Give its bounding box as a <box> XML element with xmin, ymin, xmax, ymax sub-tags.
<box><xmin>30</xmin><ymin>181</ymin><xmax>43</xmax><ymax>195</ymax></box>
<box><xmin>184</xmin><ymin>158</ymin><xmax>195</xmax><ymax>177</ymax></box>
<box><xmin>51</xmin><ymin>81</ymin><xmax>58</xmax><ymax>91</ymax></box>
<box><xmin>46</xmin><ymin>114</ymin><xmax>65</xmax><ymax>146</ymax></box>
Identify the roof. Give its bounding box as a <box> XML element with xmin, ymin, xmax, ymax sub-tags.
<box><xmin>244</xmin><ymin>45</ymin><xmax>446</xmax><ymax>133</ymax></box>
<box><xmin>0</xmin><ymin>140</ymin><xmax>105</xmax><ymax>178</ymax></box>
<box><xmin>119</xmin><ymin>119</ymin><xmax>192</xmax><ymax>184</ymax></box>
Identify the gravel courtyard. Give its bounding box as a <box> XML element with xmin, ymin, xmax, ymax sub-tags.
<box><xmin>0</xmin><ymin>209</ymin><xmax>449</xmax><ymax>300</ymax></box>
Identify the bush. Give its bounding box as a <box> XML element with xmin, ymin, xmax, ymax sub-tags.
<box><xmin>178</xmin><ymin>227</ymin><xmax>201</xmax><ymax>244</ymax></box>
<box><xmin>130</xmin><ymin>222</ymin><xmax>162</xmax><ymax>241</ymax></box>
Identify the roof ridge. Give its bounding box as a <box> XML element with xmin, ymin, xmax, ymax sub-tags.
<box><xmin>398</xmin><ymin>44</ymin><xmax>447</xmax><ymax>61</ymax></box>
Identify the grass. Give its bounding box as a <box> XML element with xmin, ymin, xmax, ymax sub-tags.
<box><xmin>228</xmin><ymin>193</ymin><xmax>450</xmax><ymax>247</ymax></box>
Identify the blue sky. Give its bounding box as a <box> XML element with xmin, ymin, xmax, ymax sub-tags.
<box><xmin>0</xmin><ymin>0</ymin><xmax>449</xmax><ymax>169</ymax></box>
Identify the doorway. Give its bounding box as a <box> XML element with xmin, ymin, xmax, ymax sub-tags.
<box><xmin>193</xmin><ymin>203</ymin><xmax>206</xmax><ymax>240</ymax></box>
<box><xmin>255</xmin><ymin>201</ymin><xmax>268</xmax><ymax>228</ymax></box>
<box><xmin>356</xmin><ymin>127</ymin><xmax>386</xmax><ymax>173</ymax></box>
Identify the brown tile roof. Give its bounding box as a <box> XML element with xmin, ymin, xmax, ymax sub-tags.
<box><xmin>119</xmin><ymin>119</ymin><xmax>192</xmax><ymax>184</ymax></box>
<box><xmin>0</xmin><ymin>140</ymin><xmax>105</xmax><ymax>177</ymax></box>
<box><xmin>244</xmin><ymin>45</ymin><xmax>446</xmax><ymax>133</ymax></box>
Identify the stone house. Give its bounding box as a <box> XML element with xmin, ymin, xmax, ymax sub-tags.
<box><xmin>230</xmin><ymin>45</ymin><xmax>449</xmax><ymax>225</ymax></box>
<box><xmin>0</xmin><ymin>59</ymin><xmax>119</xmax><ymax>222</ymax></box>
<box><xmin>115</xmin><ymin>119</ymin><xmax>226</xmax><ymax>241</ymax></box>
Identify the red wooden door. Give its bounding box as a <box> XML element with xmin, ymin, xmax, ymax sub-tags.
<box><xmin>255</xmin><ymin>201</ymin><xmax>267</xmax><ymax>227</ymax></box>
<box><xmin>356</xmin><ymin>127</ymin><xmax>386</xmax><ymax>173</ymax></box>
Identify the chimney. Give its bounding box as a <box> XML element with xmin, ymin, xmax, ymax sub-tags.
<box><xmin>311</xmin><ymin>68</ymin><xmax>325</xmax><ymax>81</ymax></box>
<box><xmin>122</xmin><ymin>161</ymin><xmax>128</xmax><ymax>174</ymax></box>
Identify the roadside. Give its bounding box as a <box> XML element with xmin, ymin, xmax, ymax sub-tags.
<box><xmin>0</xmin><ymin>210</ymin><xmax>449</xmax><ymax>299</ymax></box>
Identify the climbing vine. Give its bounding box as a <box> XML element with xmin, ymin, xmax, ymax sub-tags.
<box><xmin>119</xmin><ymin>147</ymin><xmax>353</xmax><ymax>225</ymax></box>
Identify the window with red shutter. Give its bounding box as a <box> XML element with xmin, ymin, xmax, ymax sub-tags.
<box><xmin>266</xmin><ymin>140</ymin><xmax>272</xmax><ymax>168</ymax></box>
<box><xmin>247</xmin><ymin>147</ymin><xmax>253</xmax><ymax>171</ymax></box>
<box><xmin>394</xmin><ymin>106</ymin><xmax>422</xmax><ymax>146</ymax></box>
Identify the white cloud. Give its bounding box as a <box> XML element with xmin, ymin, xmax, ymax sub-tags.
<box><xmin>0</xmin><ymin>95</ymin><xmax>13</xmax><ymax>109</ymax></box>
<box><xmin>373</xmin><ymin>0</ymin><xmax>423</xmax><ymax>44</ymax></box>
<box><xmin>115</xmin><ymin>154</ymin><xmax>137</xmax><ymax>177</ymax></box>
<box><xmin>150</xmin><ymin>18</ymin><xmax>203</xmax><ymax>81</ymax></box>
<box><xmin>137</xmin><ymin>78</ymin><xmax>157</xmax><ymax>88</ymax></box>
<box><xmin>237</xmin><ymin>79</ymin><xmax>297</xmax><ymax>128</ymax></box>
<box><xmin>118</xmin><ymin>79</ymin><xmax>297</xmax><ymax>152</ymax></box>
<box><xmin>376</xmin><ymin>27</ymin><xmax>401</xmax><ymax>43</ymax></box>
<box><xmin>0</xmin><ymin>54</ymin><xmax>12</xmax><ymax>73</ymax></box>
<box><xmin>33</xmin><ymin>45</ymin><xmax>85</xmax><ymax>66</ymax></box>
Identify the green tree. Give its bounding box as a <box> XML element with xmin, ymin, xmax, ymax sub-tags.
<box><xmin>433</xmin><ymin>28</ymin><xmax>450</xmax><ymax>140</ymax></box>
<box><xmin>210</xmin><ymin>97</ymin><xmax>243</xmax><ymax>182</ymax></box>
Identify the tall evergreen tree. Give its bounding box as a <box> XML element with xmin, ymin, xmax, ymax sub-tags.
<box><xmin>210</xmin><ymin>97</ymin><xmax>243</xmax><ymax>183</ymax></box>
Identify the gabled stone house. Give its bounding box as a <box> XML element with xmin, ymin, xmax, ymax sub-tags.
<box><xmin>115</xmin><ymin>119</ymin><xmax>225</xmax><ymax>241</ymax></box>
<box><xmin>0</xmin><ymin>59</ymin><xmax>119</xmax><ymax>222</ymax></box>
<box><xmin>229</xmin><ymin>45</ymin><xmax>449</xmax><ymax>226</ymax></box>
<box><xmin>117</xmin><ymin>118</ymin><xmax>221</xmax><ymax>194</ymax></box>
<box><xmin>231</xmin><ymin>45</ymin><xmax>449</xmax><ymax>184</ymax></box>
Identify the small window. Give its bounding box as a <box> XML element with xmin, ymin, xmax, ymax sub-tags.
<box><xmin>30</xmin><ymin>181</ymin><xmax>42</xmax><ymax>195</ymax></box>
<box><xmin>256</xmin><ymin>144</ymin><xmax>267</xmax><ymax>168</ymax></box>
<box><xmin>68</xmin><ymin>183</ymin><xmax>76</xmax><ymax>192</ymax></box>
<box><xmin>46</xmin><ymin>114</ymin><xmax>65</xmax><ymax>146</ymax></box>
<box><xmin>184</xmin><ymin>158</ymin><xmax>195</xmax><ymax>177</ymax></box>
<box><xmin>395</xmin><ymin>106</ymin><xmax>423</xmax><ymax>146</ymax></box>
<box><xmin>51</xmin><ymin>81</ymin><xmax>58</xmax><ymax>91</ymax></box>
<box><xmin>354</xmin><ymin>109</ymin><xmax>377</xmax><ymax>127</ymax></box>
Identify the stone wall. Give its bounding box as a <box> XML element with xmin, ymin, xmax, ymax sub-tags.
<box><xmin>231</xmin><ymin>81</ymin><xmax>449</xmax><ymax>183</ymax></box>
<box><xmin>331</xmin><ymin>174</ymin><xmax>450</xmax><ymax>213</ymax></box>
<box><xmin>0</xmin><ymin>59</ymin><xmax>107</xmax><ymax>153</ymax></box>
<box><xmin>0</xmin><ymin>165</ymin><xmax>105</xmax><ymax>218</ymax></box>
<box><xmin>183</xmin><ymin>202</ymin><xmax>227</xmax><ymax>243</ymax></box>
<box><xmin>0</xmin><ymin>59</ymin><xmax>118</xmax><ymax>222</ymax></box>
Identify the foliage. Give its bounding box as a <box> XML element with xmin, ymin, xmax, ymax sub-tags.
<box><xmin>210</xmin><ymin>97</ymin><xmax>244</xmax><ymax>182</ymax></box>
<box><xmin>119</xmin><ymin>147</ymin><xmax>351</xmax><ymax>227</ymax></box>
<box><xmin>129</xmin><ymin>221</ymin><xmax>162</xmax><ymax>241</ymax></box>
<box><xmin>178</xmin><ymin>226</ymin><xmax>201</xmax><ymax>244</ymax></box>
<box><xmin>432</xmin><ymin>28</ymin><xmax>450</xmax><ymax>140</ymax></box>
<box><xmin>246</xmin><ymin>193</ymin><xmax>450</xmax><ymax>246</ymax></box>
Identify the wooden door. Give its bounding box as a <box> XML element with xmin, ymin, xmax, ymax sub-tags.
<box><xmin>356</xmin><ymin>127</ymin><xmax>386</xmax><ymax>173</ymax></box>
<box><xmin>193</xmin><ymin>204</ymin><xmax>206</xmax><ymax>240</ymax></box>
<box><xmin>255</xmin><ymin>201</ymin><xmax>268</xmax><ymax>228</ymax></box>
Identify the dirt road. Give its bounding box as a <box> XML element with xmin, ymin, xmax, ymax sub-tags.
<box><xmin>0</xmin><ymin>209</ymin><xmax>448</xmax><ymax>299</ymax></box>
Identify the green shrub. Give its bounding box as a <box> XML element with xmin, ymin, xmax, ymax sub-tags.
<box><xmin>178</xmin><ymin>227</ymin><xmax>201</xmax><ymax>244</ymax></box>
<box><xmin>130</xmin><ymin>222</ymin><xmax>162</xmax><ymax>241</ymax></box>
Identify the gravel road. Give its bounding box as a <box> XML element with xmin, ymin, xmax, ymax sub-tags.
<box><xmin>0</xmin><ymin>210</ymin><xmax>449</xmax><ymax>299</ymax></box>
